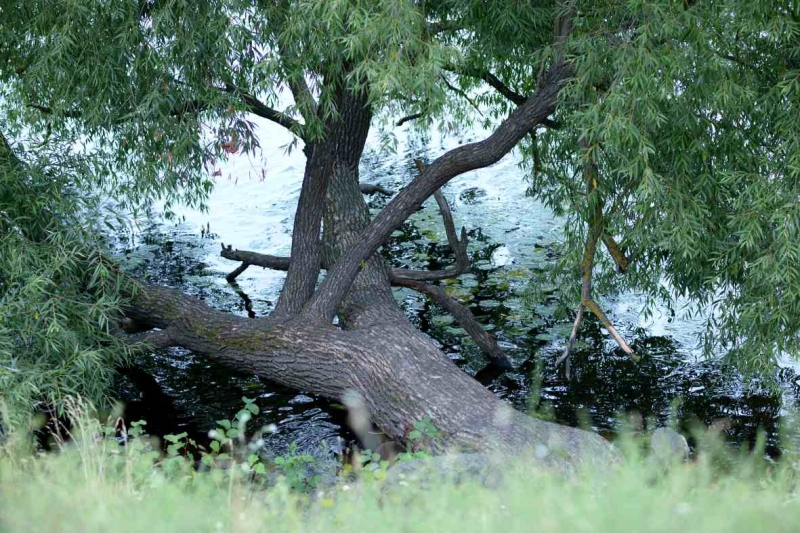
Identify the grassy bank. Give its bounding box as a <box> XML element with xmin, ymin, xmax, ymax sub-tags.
<box><xmin>2</xmin><ymin>407</ymin><xmax>800</xmax><ymax>533</ymax></box>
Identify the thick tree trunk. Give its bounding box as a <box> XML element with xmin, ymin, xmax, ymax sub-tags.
<box><xmin>126</xmin><ymin>284</ymin><xmax>616</xmax><ymax>468</ymax></box>
<box><xmin>124</xmin><ymin>63</ymin><xmax>618</xmax><ymax>469</ymax></box>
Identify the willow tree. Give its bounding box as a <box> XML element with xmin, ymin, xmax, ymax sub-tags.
<box><xmin>1</xmin><ymin>0</ymin><xmax>798</xmax><ymax>462</ymax></box>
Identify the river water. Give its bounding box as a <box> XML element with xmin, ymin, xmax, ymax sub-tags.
<box><xmin>114</xmin><ymin>115</ymin><xmax>800</xmax><ymax>460</ymax></box>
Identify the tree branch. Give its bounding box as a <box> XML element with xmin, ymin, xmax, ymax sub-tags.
<box><xmin>222</xmin><ymin>163</ymin><xmax>466</xmax><ymax>286</ymax></box>
<box><xmin>219</xmin><ymin>244</ymin><xmax>507</xmax><ymax>366</ymax></box>
<box><xmin>222</xmin><ymin>83</ymin><xmax>306</xmax><ymax>140</ymax></box>
<box><xmin>557</xmin><ymin>141</ymin><xmax>636</xmax><ymax>373</ymax></box>
<box><xmin>555</xmin><ymin>304</ymin><xmax>584</xmax><ymax>378</ymax></box>
<box><xmin>124</xmin><ymin>328</ymin><xmax>177</xmax><ymax>350</ymax></box>
<box><xmin>226</xmin><ymin>261</ymin><xmax>251</xmax><ymax>283</ymax></box>
<box><xmin>27</xmin><ymin>104</ymin><xmax>82</xmax><ymax>119</ymax></box>
<box><xmin>221</xmin><ymin>245</ymin><xmax>290</xmax><ymax>271</ymax></box>
<box><xmin>0</xmin><ymin>130</ymin><xmax>23</xmax><ymax>169</ymax></box>
<box><xmin>443</xmin><ymin>66</ymin><xmax>559</xmax><ymax>129</ymax></box>
<box><xmin>392</xmin><ymin>277</ymin><xmax>513</xmax><ymax>370</ymax></box>
<box><xmin>583</xmin><ymin>299</ymin><xmax>637</xmax><ymax>361</ymax></box>
<box><xmin>221</xmin><ymin>244</ymin><xmax>470</xmax><ymax>284</ymax></box>
<box><xmin>441</xmin><ymin>75</ymin><xmax>484</xmax><ymax>116</ymax></box>
<box><xmin>602</xmin><ymin>236</ymin><xmax>628</xmax><ymax>273</ymax></box>
<box><xmin>359</xmin><ymin>183</ymin><xmax>394</xmax><ymax>196</ymax></box>
<box><xmin>121</xmin><ymin>281</ymin><xmax>618</xmax><ymax>461</ymax></box>
<box><xmin>286</xmin><ymin>76</ymin><xmax>318</xmax><ymax>124</ymax></box>
<box><xmin>395</xmin><ymin>112</ymin><xmax>425</xmax><ymax>127</ymax></box>
<box><xmin>28</xmin><ymin>84</ymin><xmax>306</xmax><ymax>140</ymax></box>
<box><xmin>110</xmin><ymin>317</ymin><xmax>177</xmax><ymax>351</ymax></box>
<box><xmin>275</xmin><ymin>33</ymin><xmax>319</xmax><ymax>124</ymax></box>
<box><xmin>304</xmin><ymin>63</ymin><xmax>572</xmax><ymax>322</ymax></box>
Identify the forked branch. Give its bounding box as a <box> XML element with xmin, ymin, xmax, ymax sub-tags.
<box><xmin>220</xmin><ymin>244</ymin><xmax>469</xmax><ymax>284</ymax></box>
<box><xmin>304</xmin><ymin>63</ymin><xmax>573</xmax><ymax>322</ymax></box>
<box><xmin>222</xmin><ymin>82</ymin><xmax>306</xmax><ymax>140</ymax></box>
<box><xmin>556</xmin><ymin>143</ymin><xmax>636</xmax><ymax>375</ymax></box>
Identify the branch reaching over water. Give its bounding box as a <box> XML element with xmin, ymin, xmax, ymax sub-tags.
<box><xmin>220</xmin><ymin>244</ymin><xmax>471</xmax><ymax>284</ymax></box>
<box><xmin>395</xmin><ymin>112</ymin><xmax>425</xmax><ymax>127</ymax></box>
<box><xmin>225</xmin><ymin>262</ymin><xmax>251</xmax><ymax>283</ymax></box>
<box><xmin>304</xmin><ymin>63</ymin><xmax>572</xmax><ymax>322</ymax></box>
<box><xmin>556</xmin><ymin>143</ymin><xmax>636</xmax><ymax>375</ymax></box>
<box><xmin>222</xmin><ymin>83</ymin><xmax>306</xmax><ymax>140</ymax></box>
<box><xmin>602</xmin><ymin>236</ymin><xmax>629</xmax><ymax>273</ymax></box>
<box><xmin>391</xmin><ymin>277</ymin><xmax>513</xmax><ymax>370</ymax></box>
<box><xmin>220</xmin><ymin>241</ymin><xmax>508</xmax><ymax>366</ymax></box>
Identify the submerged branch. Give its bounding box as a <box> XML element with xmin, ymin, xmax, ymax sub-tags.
<box><xmin>555</xmin><ymin>304</ymin><xmax>584</xmax><ymax>379</ymax></box>
<box><xmin>558</xmin><ymin>140</ymin><xmax>636</xmax><ymax>371</ymax></box>
<box><xmin>220</xmin><ymin>242</ymin><xmax>509</xmax><ymax>365</ymax></box>
<box><xmin>220</xmin><ymin>245</ymin><xmax>470</xmax><ymax>284</ymax></box>
<box><xmin>583</xmin><ymin>299</ymin><xmax>638</xmax><ymax>361</ymax></box>
<box><xmin>225</xmin><ymin>261</ymin><xmax>250</xmax><ymax>283</ymax></box>
<box><xmin>392</xmin><ymin>277</ymin><xmax>513</xmax><ymax>370</ymax></box>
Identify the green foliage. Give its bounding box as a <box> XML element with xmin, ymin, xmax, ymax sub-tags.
<box><xmin>0</xmin><ymin>135</ymin><xmax>135</xmax><ymax>427</ymax></box>
<box><xmin>510</xmin><ymin>1</ymin><xmax>800</xmax><ymax>373</ymax></box>
<box><xmin>3</xmin><ymin>402</ymin><xmax>800</xmax><ymax>533</ymax></box>
<box><xmin>273</xmin><ymin>444</ymin><xmax>320</xmax><ymax>491</ymax></box>
<box><xmin>407</xmin><ymin>414</ymin><xmax>445</xmax><ymax>447</ymax></box>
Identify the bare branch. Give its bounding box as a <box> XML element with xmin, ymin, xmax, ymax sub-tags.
<box><xmin>442</xmin><ymin>66</ymin><xmax>559</xmax><ymax>129</ymax></box>
<box><xmin>555</xmin><ymin>304</ymin><xmax>584</xmax><ymax>379</ymax></box>
<box><xmin>222</xmin><ymin>83</ymin><xmax>306</xmax><ymax>140</ymax></box>
<box><xmin>221</xmin><ymin>244</ymin><xmax>290</xmax><ymax>271</ymax></box>
<box><xmin>229</xmin><ymin>283</ymin><xmax>256</xmax><ymax>318</ymax></box>
<box><xmin>394</xmin><ymin>159</ymin><xmax>472</xmax><ymax>281</ymax></box>
<box><xmin>395</xmin><ymin>112</ymin><xmax>425</xmax><ymax>127</ymax></box>
<box><xmin>584</xmin><ymin>299</ymin><xmax>638</xmax><ymax>361</ymax></box>
<box><xmin>226</xmin><ymin>261</ymin><xmax>251</xmax><ymax>283</ymax></box>
<box><xmin>221</xmin><ymin>245</ymin><xmax>470</xmax><ymax>284</ymax></box>
<box><xmin>558</xmin><ymin>140</ymin><xmax>636</xmax><ymax>371</ymax></box>
<box><xmin>441</xmin><ymin>75</ymin><xmax>484</xmax><ymax>116</ymax></box>
<box><xmin>479</xmin><ymin>71</ymin><xmax>527</xmax><ymax>106</ymax></box>
<box><xmin>602</xmin><ymin>236</ymin><xmax>629</xmax><ymax>273</ymax></box>
<box><xmin>392</xmin><ymin>277</ymin><xmax>513</xmax><ymax>370</ymax></box>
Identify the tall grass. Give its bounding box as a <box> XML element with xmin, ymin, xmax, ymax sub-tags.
<box><xmin>1</xmin><ymin>402</ymin><xmax>800</xmax><ymax>533</ymax></box>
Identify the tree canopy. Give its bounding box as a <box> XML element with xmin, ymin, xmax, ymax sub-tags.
<box><xmin>1</xmin><ymin>0</ymin><xmax>800</xmax><ymax>428</ymax></box>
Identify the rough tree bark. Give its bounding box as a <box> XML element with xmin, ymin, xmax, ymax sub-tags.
<box><xmin>122</xmin><ymin>44</ymin><xmax>619</xmax><ymax>468</ymax></box>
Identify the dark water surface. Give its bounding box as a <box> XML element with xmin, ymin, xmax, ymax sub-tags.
<box><xmin>113</xmin><ymin>122</ymin><xmax>800</xmax><ymax>459</ymax></box>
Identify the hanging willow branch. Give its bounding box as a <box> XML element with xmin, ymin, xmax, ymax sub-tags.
<box><xmin>555</xmin><ymin>143</ymin><xmax>637</xmax><ymax>377</ymax></box>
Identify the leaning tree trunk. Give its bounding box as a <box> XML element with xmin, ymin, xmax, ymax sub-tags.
<box><xmin>123</xmin><ymin>58</ymin><xmax>618</xmax><ymax>469</ymax></box>
<box><xmin>127</xmin><ymin>283</ymin><xmax>615</xmax><ymax>468</ymax></box>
